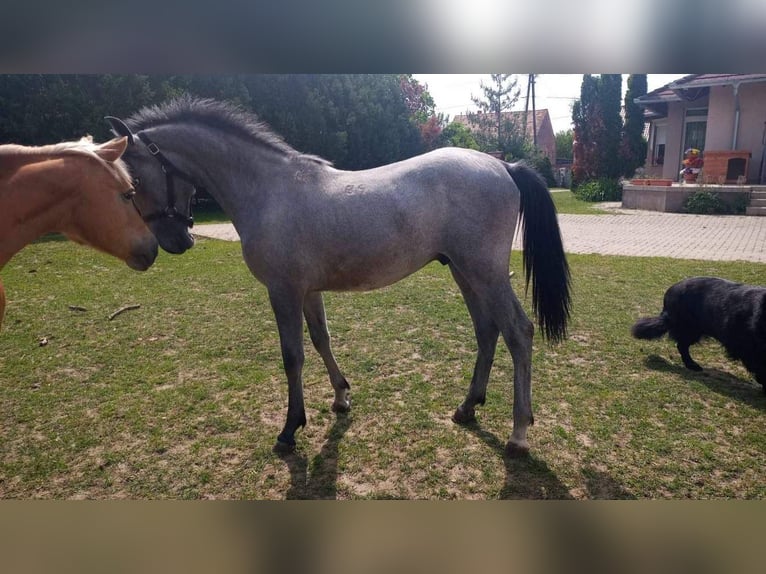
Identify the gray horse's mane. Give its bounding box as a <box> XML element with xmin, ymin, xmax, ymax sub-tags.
<box><xmin>127</xmin><ymin>96</ymin><xmax>332</xmax><ymax>166</ymax></box>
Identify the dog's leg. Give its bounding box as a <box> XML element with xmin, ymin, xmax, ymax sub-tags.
<box><xmin>677</xmin><ymin>342</ymin><xmax>702</xmax><ymax>371</ymax></box>
<box><xmin>755</xmin><ymin>370</ymin><xmax>766</xmax><ymax>394</ymax></box>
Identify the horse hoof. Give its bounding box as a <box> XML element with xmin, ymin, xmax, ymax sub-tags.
<box><xmin>504</xmin><ymin>440</ymin><xmax>530</xmax><ymax>459</ymax></box>
<box><xmin>332</xmin><ymin>400</ymin><xmax>351</xmax><ymax>414</ymax></box>
<box><xmin>273</xmin><ymin>439</ymin><xmax>296</xmax><ymax>455</ymax></box>
<box><xmin>452</xmin><ymin>406</ymin><xmax>476</xmax><ymax>425</ymax></box>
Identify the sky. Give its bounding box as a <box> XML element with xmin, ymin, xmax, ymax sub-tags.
<box><xmin>413</xmin><ymin>74</ymin><xmax>688</xmax><ymax>135</ymax></box>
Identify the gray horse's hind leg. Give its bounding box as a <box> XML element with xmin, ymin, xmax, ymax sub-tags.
<box><xmin>498</xmin><ymin>290</ymin><xmax>535</xmax><ymax>457</ymax></box>
<box><xmin>269</xmin><ymin>287</ymin><xmax>308</xmax><ymax>453</ymax></box>
<box><xmin>452</xmin><ymin>265</ymin><xmax>534</xmax><ymax>457</ymax></box>
<box><xmin>449</xmin><ymin>265</ymin><xmax>500</xmax><ymax>424</ymax></box>
<box><xmin>303</xmin><ymin>292</ymin><xmax>351</xmax><ymax>413</ymax></box>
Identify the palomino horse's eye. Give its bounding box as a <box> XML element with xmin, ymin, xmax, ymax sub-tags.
<box><xmin>121</xmin><ymin>189</ymin><xmax>137</xmax><ymax>202</ymax></box>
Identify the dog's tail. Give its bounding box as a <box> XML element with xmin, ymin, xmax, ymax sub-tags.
<box><xmin>631</xmin><ymin>313</ymin><xmax>669</xmax><ymax>340</ymax></box>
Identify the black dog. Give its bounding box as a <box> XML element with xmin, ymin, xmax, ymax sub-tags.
<box><xmin>632</xmin><ymin>276</ymin><xmax>766</xmax><ymax>392</ymax></box>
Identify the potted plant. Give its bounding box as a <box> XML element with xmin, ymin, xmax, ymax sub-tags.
<box><xmin>681</xmin><ymin>148</ymin><xmax>703</xmax><ymax>183</ymax></box>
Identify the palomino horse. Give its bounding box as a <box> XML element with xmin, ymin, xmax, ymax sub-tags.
<box><xmin>106</xmin><ymin>97</ymin><xmax>571</xmax><ymax>457</ymax></box>
<box><xmin>0</xmin><ymin>136</ymin><xmax>158</xmax><ymax>327</ymax></box>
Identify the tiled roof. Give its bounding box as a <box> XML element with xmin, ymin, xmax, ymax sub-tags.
<box><xmin>669</xmin><ymin>74</ymin><xmax>766</xmax><ymax>89</ymax></box>
<box><xmin>453</xmin><ymin>109</ymin><xmax>551</xmax><ymax>136</ymax></box>
<box><xmin>636</xmin><ymin>74</ymin><xmax>766</xmax><ymax>105</ymax></box>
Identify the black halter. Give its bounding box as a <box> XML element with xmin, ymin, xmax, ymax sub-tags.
<box><xmin>135</xmin><ymin>132</ymin><xmax>197</xmax><ymax>228</ymax></box>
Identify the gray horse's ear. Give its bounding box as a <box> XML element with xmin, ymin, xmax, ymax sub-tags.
<box><xmin>105</xmin><ymin>116</ymin><xmax>134</xmax><ymax>145</ymax></box>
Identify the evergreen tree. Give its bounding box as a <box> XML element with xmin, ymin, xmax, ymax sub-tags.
<box><xmin>598</xmin><ymin>74</ymin><xmax>623</xmax><ymax>180</ymax></box>
<box><xmin>620</xmin><ymin>74</ymin><xmax>648</xmax><ymax>177</ymax></box>
<box><xmin>571</xmin><ymin>74</ymin><xmax>623</xmax><ymax>187</ymax></box>
<box><xmin>467</xmin><ymin>74</ymin><xmax>522</xmax><ymax>155</ymax></box>
<box><xmin>571</xmin><ymin>74</ymin><xmax>601</xmax><ymax>188</ymax></box>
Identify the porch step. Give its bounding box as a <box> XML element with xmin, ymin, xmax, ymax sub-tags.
<box><xmin>746</xmin><ymin>190</ymin><xmax>766</xmax><ymax>215</ymax></box>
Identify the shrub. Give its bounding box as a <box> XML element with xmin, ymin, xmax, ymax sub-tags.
<box><xmin>525</xmin><ymin>153</ymin><xmax>557</xmax><ymax>188</ymax></box>
<box><xmin>730</xmin><ymin>194</ymin><xmax>749</xmax><ymax>215</ymax></box>
<box><xmin>683</xmin><ymin>190</ymin><xmax>727</xmax><ymax>214</ymax></box>
<box><xmin>572</xmin><ymin>178</ymin><xmax>622</xmax><ymax>202</ymax></box>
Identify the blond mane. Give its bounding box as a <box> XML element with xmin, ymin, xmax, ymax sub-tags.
<box><xmin>0</xmin><ymin>136</ymin><xmax>133</xmax><ymax>188</ymax></box>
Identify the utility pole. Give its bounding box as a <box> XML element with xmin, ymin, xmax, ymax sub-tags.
<box><xmin>524</xmin><ymin>74</ymin><xmax>538</xmax><ymax>147</ymax></box>
<box><xmin>530</xmin><ymin>74</ymin><xmax>538</xmax><ymax>147</ymax></box>
<box><xmin>523</xmin><ymin>76</ymin><xmax>531</xmax><ymax>140</ymax></box>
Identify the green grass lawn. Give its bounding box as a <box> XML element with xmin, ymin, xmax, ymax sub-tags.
<box><xmin>549</xmin><ymin>189</ymin><xmax>613</xmax><ymax>215</ymax></box>
<box><xmin>191</xmin><ymin>202</ymin><xmax>231</xmax><ymax>224</ymax></box>
<box><xmin>1</xmin><ymin>239</ymin><xmax>764</xmax><ymax>499</ymax></box>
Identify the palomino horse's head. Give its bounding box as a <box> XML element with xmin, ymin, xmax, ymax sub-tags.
<box><xmin>105</xmin><ymin>117</ymin><xmax>196</xmax><ymax>255</ymax></box>
<box><xmin>65</xmin><ymin>137</ymin><xmax>158</xmax><ymax>270</ymax></box>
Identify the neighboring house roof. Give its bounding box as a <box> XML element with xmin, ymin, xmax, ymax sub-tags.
<box><xmin>635</xmin><ymin>74</ymin><xmax>766</xmax><ymax>118</ymax></box>
<box><xmin>453</xmin><ymin>109</ymin><xmax>551</xmax><ymax>139</ymax></box>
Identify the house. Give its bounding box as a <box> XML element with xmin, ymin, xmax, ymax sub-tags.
<box><xmin>625</xmin><ymin>74</ymin><xmax>766</xmax><ymax>214</ymax></box>
<box><xmin>452</xmin><ymin>109</ymin><xmax>557</xmax><ymax>166</ymax></box>
<box><xmin>635</xmin><ymin>74</ymin><xmax>766</xmax><ymax>185</ymax></box>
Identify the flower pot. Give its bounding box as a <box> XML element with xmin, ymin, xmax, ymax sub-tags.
<box><xmin>683</xmin><ymin>173</ymin><xmax>698</xmax><ymax>183</ymax></box>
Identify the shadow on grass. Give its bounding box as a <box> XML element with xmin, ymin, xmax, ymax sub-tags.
<box><xmin>463</xmin><ymin>422</ymin><xmax>572</xmax><ymax>499</ymax></box>
<box><xmin>277</xmin><ymin>412</ymin><xmax>352</xmax><ymax>499</ymax></box>
<box><xmin>644</xmin><ymin>354</ymin><xmax>766</xmax><ymax>408</ymax></box>
<box><xmin>33</xmin><ymin>233</ymin><xmax>67</xmax><ymax>244</ymax></box>
<box><xmin>463</xmin><ymin>422</ymin><xmax>635</xmax><ymax>499</ymax></box>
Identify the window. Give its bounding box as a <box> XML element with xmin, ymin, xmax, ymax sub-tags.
<box><xmin>682</xmin><ymin>108</ymin><xmax>707</xmax><ymax>152</ymax></box>
<box><xmin>652</xmin><ymin>123</ymin><xmax>666</xmax><ymax>165</ymax></box>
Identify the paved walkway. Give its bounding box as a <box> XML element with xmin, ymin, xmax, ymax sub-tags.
<box><xmin>193</xmin><ymin>207</ymin><xmax>766</xmax><ymax>263</ymax></box>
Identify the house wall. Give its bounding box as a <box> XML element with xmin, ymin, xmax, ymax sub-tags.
<box><xmin>537</xmin><ymin>114</ymin><xmax>557</xmax><ymax>166</ymax></box>
<box><xmin>736</xmin><ymin>83</ymin><xmax>766</xmax><ymax>181</ymax></box>
<box><xmin>683</xmin><ymin>83</ymin><xmax>766</xmax><ymax>182</ymax></box>
<box><xmin>660</xmin><ymin>102</ymin><xmax>687</xmax><ymax>180</ymax></box>
<box><xmin>705</xmin><ymin>85</ymin><xmax>736</xmax><ymax>150</ymax></box>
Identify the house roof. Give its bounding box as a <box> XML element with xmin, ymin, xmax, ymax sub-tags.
<box><xmin>635</xmin><ymin>74</ymin><xmax>766</xmax><ymax>111</ymax></box>
<box><xmin>453</xmin><ymin>109</ymin><xmax>551</xmax><ymax>137</ymax></box>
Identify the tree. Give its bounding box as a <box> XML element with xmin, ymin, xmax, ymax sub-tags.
<box><xmin>571</xmin><ymin>74</ymin><xmax>600</xmax><ymax>188</ymax></box>
<box><xmin>619</xmin><ymin>74</ymin><xmax>648</xmax><ymax>177</ymax></box>
<box><xmin>598</xmin><ymin>74</ymin><xmax>623</xmax><ymax>180</ymax></box>
<box><xmin>399</xmin><ymin>74</ymin><xmax>436</xmax><ymax>124</ymax></box>
<box><xmin>555</xmin><ymin>129</ymin><xmax>574</xmax><ymax>161</ymax></box>
<box><xmin>571</xmin><ymin>74</ymin><xmax>623</xmax><ymax>187</ymax></box>
<box><xmin>0</xmin><ymin>74</ymin><xmax>433</xmax><ymax>170</ymax></box>
<box><xmin>467</xmin><ymin>74</ymin><xmax>522</xmax><ymax>154</ymax></box>
<box><xmin>398</xmin><ymin>75</ymin><xmax>443</xmax><ymax>151</ymax></box>
<box><xmin>438</xmin><ymin>121</ymin><xmax>479</xmax><ymax>150</ymax></box>
<box><xmin>244</xmin><ymin>74</ymin><xmax>424</xmax><ymax>169</ymax></box>
<box><xmin>0</xmin><ymin>75</ymin><xmax>159</xmax><ymax>145</ymax></box>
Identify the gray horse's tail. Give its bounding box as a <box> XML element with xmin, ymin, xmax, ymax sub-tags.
<box><xmin>506</xmin><ymin>162</ymin><xmax>571</xmax><ymax>343</ymax></box>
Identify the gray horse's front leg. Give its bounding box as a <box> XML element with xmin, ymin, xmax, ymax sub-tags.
<box><xmin>269</xmin><ymin>287</ymin><xmax>308</xmax><ymax>453</ymax></box>
<box><xmin>303</xmin><ymin>292</ymin><xmax>351</xmax><ymax>413</ymax></box>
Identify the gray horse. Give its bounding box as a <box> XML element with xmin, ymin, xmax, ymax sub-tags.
<box><xmin>106</xmin><ymin>97</ymin><xmax>571</xmax><ymax>457</ymax></box>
